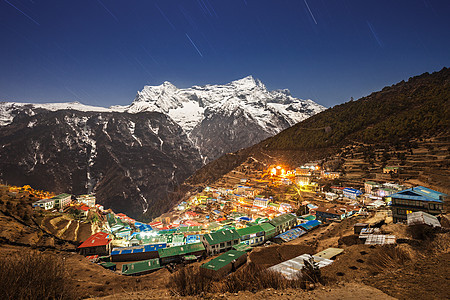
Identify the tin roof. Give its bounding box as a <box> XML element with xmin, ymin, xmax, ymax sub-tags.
<box><xmin>269</xmin><ymin>213</ymin><xmax>297</xmax><ymax>227</ymax></box>
<box><xmin>407</xmin><ymin>211</ymin><xmax>441</xmax><ymax>227</ymax></box>
<box><xmin>111</xmin><ymin>243</ymin><xmax>166</xmax><ymax>256</ymax></box>
<box><xmin>121</xmin><ymin>258</ymin><xmax>161</xmax><ymax>275</ymax></box>
<box><xmin>298</xmin><ymin>220</ymin><xmax>321</xmax><ymax>231</ymax></box>
<box><xmin>157</xmin><ymin>242</ymin><xmax>205</xmax><ymax>258</ymax></box>
<box><xmin>236</xmin><ymin>225</ymin><xmax>264</xmax><ymax>237</ymax></box>
<box><xmin>275</xmin><ymin>227</ymin><xmax>307</xmax><ymax>242</ymax></box>
<box><xmin>78</xmin><ymin>232</ymin><xmax>111</xmax><ymax>248</ymax></box>
<box><xmin>200</xmin><ymin>250</ymin><xmax>247</xmax><ymax>271</ymax></box>
<box><xmin>314</xmin><ymin>248</ymin><xmax>344</xmax><ymax>260</ymax></box>
<box><xmin>203</xmin><ymin>229</ymin><xmax>240</xmax><ymax>245</ymax></box>
<box><xmin>268</xmin><ymin>254</ymin><xmax>333</xmax><ymax>279</ymax></box>
<box><xmin>259</xmin><ymin>222</ymin><xmax>276</xmax><ymax>238</ymax></box>
<box><xmin>389</xmin><ymin>186</ymin><xmax>447</xmax><ymax>202</ymax></box>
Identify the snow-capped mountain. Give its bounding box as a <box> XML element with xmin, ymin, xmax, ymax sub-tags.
<box><xmin>125</xmin><ymin>76</ymin><xmax>324</xmax><ymax>134</ymax></box>
<box><xmin>121</xmin><ymin>76</ymin><xmax>325</xmax><ymax>162</ymax></box>
<box><xmin>0</xmin><ymin>76</ymin><xmax>324</xmax><ymax>218</ymax></box>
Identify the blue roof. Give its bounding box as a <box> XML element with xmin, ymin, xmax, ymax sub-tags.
<box><xmin>254</xmin><ymin>197</ymin><xmax>269</xmax><ymax>201</ymax></box>
<box><xmin>298</xmin><ymin>220</ymin><xmax>321</xmax><ymax>231</ymax></box>
<box><xmin>275</xmin><ymin>227</ymin><xmax>307</xmax><ymax>242</ymax></box>
<box><xmin>389</xmin><ymin>186</ymin><xmax>447</xmax><ymax>203</ymax></box>
<box><xmin>343</xmin><ymin>188</ymin><xmax>362</xmax><ymax>194</ymax></box>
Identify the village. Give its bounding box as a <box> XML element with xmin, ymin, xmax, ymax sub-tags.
<box><xmin>26</xmin><ymin>158</ymin><xmax>447</xmax><ymax>279</ymax></box>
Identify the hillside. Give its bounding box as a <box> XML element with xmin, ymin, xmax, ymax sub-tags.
<box><xmin>187</xmin><ymin>68</ymin><xmax>450</xmax><ymax>187</ymax></box>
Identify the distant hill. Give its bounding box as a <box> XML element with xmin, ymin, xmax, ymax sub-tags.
<box><xmin>187</xmin><ymin>67</ymin><xmax>450</xmax><ymax>186</ymax></box>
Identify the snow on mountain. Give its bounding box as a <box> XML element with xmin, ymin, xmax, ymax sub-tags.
<box><xmin>124</xmin><ymin>75</ymin><xmax>325</xmax><ymax>135</ymax></box>
<box><xmin>0</xmin><ymin>76</ymin><xmax>325</xmax><ymax>162</ymax></box>
<box><xmin>0</xmin><ymin>101</ymin><xmax>116</xmax><ymax>126</ymax></box>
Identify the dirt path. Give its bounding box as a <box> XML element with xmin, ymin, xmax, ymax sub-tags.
<box><xmin>56</xmin><ymin>220</ymin><xmax>72</xmax><ymax>238</ymax></box>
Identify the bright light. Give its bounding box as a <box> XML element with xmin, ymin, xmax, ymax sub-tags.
<box><xmin>271</xmin><ymin>168</ymin><xmax>276</xmax><ymax>176</ymax></box>
<box><xmin>276</xmin><ymin>166</ymin><xmax>281</xmax><ymax>170</ymax></box>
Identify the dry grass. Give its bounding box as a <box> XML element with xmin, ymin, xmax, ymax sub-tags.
<box><xmin>167</xmin><ymin>261</ymin><xmax>324</xmax><ymax>296</ymax></box>
<box><xmin>367</xmin><ymin>245</ymin><xmax>411</xmax><ymax>273</ymax></box>
<box><xmin>407</xmin><ymin>224</ymin><xmax>439</xmax><ymax>240</ymax></box>
<box><xmin>0</xmin><ymin>250</ymin><xmax>77</xmax><ymax>300</ymax></box>
<box><xmin>167</xmin><ymin>265</ymin><xmax>215</xmax><ymax>296</ymax></box>
<box><xmin>428</xmin><ymin>233</ymin><xmax>450</xmax><ymax>254</ymax></box>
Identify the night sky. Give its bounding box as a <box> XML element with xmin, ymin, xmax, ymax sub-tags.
<box><xmin>1</xmin><ymin>0</ymin><xmax>449</xmax><ymax>107</ymax></box>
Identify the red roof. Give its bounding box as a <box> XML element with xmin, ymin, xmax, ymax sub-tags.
<box><xmin>79</xmin><ymin>205</ymin><xmax>90</xmax><ymax>211</ymax></box>
<box><xmin>78</xmin><ymin>232</ymin><xmax>111</xmax><ymax>248</ymax></box>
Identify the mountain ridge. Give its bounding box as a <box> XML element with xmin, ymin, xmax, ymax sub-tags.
<box><xmin>186</xmin><ymin>67</ymin><xmax>450</xmax><ymax>187</ymax></box>
<box><xmin>0</xmin><ymin>76</ymin><xmax>324</xmax><ymax>218</ymax></box>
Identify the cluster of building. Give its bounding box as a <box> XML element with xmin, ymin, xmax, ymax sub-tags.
<box><xmin>32</xmin><ymin>193</ymin><xmax>103</xmax><ymax>217</ymax></box>
<box><xmin>72</xmin><ymin>160</ymin><xmax>447</xmax><ymax>278</ymax></box>
<box><xmin>77</xmin><ymin>210</ymin><xmax>326</xmax><ymax>276</ymax></box>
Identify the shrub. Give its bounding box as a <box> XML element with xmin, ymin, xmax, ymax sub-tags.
<box><xmin>0</xmin><ymin>250</ymin><xmax>76</xmax><ymax>300</ymax></box>
<box><xmin>367</xmin><ymin>245</ymin><xmax>411</xmax><ymax>273</ymax></box>
<box><xmin>167</xmin><ymin>265</ymin><xmax>215</xmax><ymax>296</ymax></box>
<box><xmin>407</xmin><ymin>224</ymin><xmax>439</xmax><ymax>240</ymax></box>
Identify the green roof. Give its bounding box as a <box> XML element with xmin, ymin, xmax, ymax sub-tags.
<box><xmin>300</xmin><ymin>215</ymin><xmax>316</xmax><ymax>221</ymax></box>
<box><xmin>157</xmin><ymin>242</ymin><xmax>205</xmax><ymax>258</ymax></box>
<box><xmin>208</xmin><ymin>222</ymin><xmax>220</xmax><ymax>230</ymax></box>
<box><xmin>232</xmin><ymin>243</ymin><xmax>253</xmax><ymax>252</ymax></box>
<box><xmin>99</xmin><ymin>262</ymin><xmax>116</xmax><ymax>268</ymax></box>
<box><xmin>183</xmin><ymin>255</ymin><xmax>197</xmax><ymax>261</ymax></box>
<box><xmin>269</xmin><ymin>214</ymin><xmax>297</xmax><ymax>227</ymax></box>
<box><xmin>201</xmin><ymin>250</ymin><xmax>247</xmax><ymax>271</ymax></box>
<box><xmin>121</xmin><ymin>259</ymin><xmax>161</xmax><ymax>275</ymax></box>
<box><xmin>178</xmin><ymin>226</ymin><xmax>202</xmax><ymax>233</ymax></box>
<box><xmin>52</xmin><ymin>193</ymin><xmax>71</xmax><ymax>200</ymax></box>
<box><xmin>365</xmin><ymin>181</ymin><xmax>378</xmax><ymax>185</ymax></box>
<box><xmin>259</xmin><ymin>223</ymin><xmax>276</xmax><ymax>239</ymax></box>
<box><xmin>236</xmin><ymin>225</ymin><xmax>264</xmax><ymax>237</ymax></box>
<box><xmin>203</xmin><ymin>229</ymin><xmax>240</xmax><ymax>245</ymax></box>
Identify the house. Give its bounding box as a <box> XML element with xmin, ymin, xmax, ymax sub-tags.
<box><xmin>343</xmin><ymin>188</ymin><xmax>362</xmax><ymax>200</ymax></box>
<box><xmin>268</xmin><ymin>213</ymin><xmax>297</xmax><ymax>235</ymax></box>
<box><xmin>383</xmin><ymin>166</ymin><xmax>399</xmax><ymax>174</ymax></box>
<box><xmin>315</xmin><ymin>206</ymin><xmax>356</xmax><ymax>223</ymax></box>
<box><xmin>407</xmin><ymin>211</ymin><xmax>441</xmax><ymax>228</ymax></box>
<box><xmin>375</xmin><ymin>187</ymin><xmax>396</xmax><ymax>198</ymax></box>
<box><xmin>78</xmin><ymin>232</ymin><xmax>112</xmax><ymax>256</ymax></box>
<box><xmin>364</xmin><ymin>181</ymin><xmax>380</xmax><ymax>194</ymax></box>
<box><xmin>52</xmin><ymin>193</ymin><xmax>72</xmax><ymax>209</ymax></box>
<box><xmin>111</xmin><ymin>243</ymin><xmax>166</xmax><ymax>262</ymax></box>
<box><xmin>295</xmin><ymin>175</ymin><xmax>311</xmax><ymax>186</ymax></box>
<box><xmin>157</xmin><ymin>242</ymin><xmax>206</xmax><ymax>264</ymax></box>
<box><xmin>32</xmin><ymin>198</ymin><xmax>55</xmax><ymax>210</ymax></box>
<box><xmin>268</xmin><ymin>254</ymin><xmax>333</xmax><ymax>279</ymax></box>
<box><xmin>273</xmin><ymin>227</ymin><xmax>307</xmax><ymax>243</ymax></box>
<box><xmin>76</xmin><ymin>194</ymin><xmax>96</xmax><ymax>207</ymax></box>
<box><xmin>121</xmin><ymin>258</ymin><xmax>161</xmax><ymax>276</ymax></box>
<box><xmin>325</xmin><ymin>192</ymin><xmax>338</xmax><ymax>201</ymax></box>
<box><xmin>253</xmin><ymin>197</ymin><xmax>269</xmax><ymax>208</ymax></box>
<box><xmin>236</xmin><ymin>225</ymin><xmax>265</xmax><ymax>246</ymax></box>
<box><xmin>200</xmin><ymin>250</ymin><xmax>247</xmax><ymax>278</ymax></box>
<box><xmin>259</xmin><ymin>222</ymin><xmax>277</xmax><ymax>240</ymax></box>
<box><xmin>321</xmin><ymin>171</ymin><xmax>340</xmax><ymax>179</ymax></box>
<box><xmin>388</xmin><ymin>186</ymin><xmax>447</xmax><ymax>223</ymax></box>
<box><xmin>201</xmin><ymin>229</ymin><xmax>241</xmax><ymax>255</ymax></box>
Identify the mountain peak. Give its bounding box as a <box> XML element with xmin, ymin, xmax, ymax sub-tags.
<box><xmin>230</xmin><ymin>75</ymin><xmax>264</xmax><ymax>89</ymax></box>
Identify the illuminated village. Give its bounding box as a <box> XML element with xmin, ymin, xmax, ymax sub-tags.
<box><xmin>23</xmin><ymin>159</ymin><xmax>447</xmax><ymax>278</ymax></box>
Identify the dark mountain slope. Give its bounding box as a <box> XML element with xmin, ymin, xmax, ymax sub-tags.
<box><xmin>187</xmin><ymin>67</ymin><xmax>450</xmax><ymax>186</ymax></box>
<box><xmin>0</xmin><ymin>111</ymin><xmax>202</xmax><ymax>219</ymax></box>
